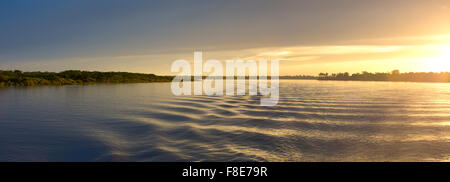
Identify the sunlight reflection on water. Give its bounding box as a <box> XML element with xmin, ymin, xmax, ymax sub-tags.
<box><xmin>0</xmin><ymin>80</ymin><xmax>449</xmax><ymax>161</ymax></box>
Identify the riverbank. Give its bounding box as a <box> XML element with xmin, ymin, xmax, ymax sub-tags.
<box><xmin>0</xmin><ymin>70</ymin><xmax>173</xmax><ymax>87</ymax></box>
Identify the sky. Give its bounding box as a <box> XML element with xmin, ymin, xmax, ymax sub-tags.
<box><xmin>0</xmin><ymin>0</ymin><xmax>449</xmax><ymax>75</ymax></box>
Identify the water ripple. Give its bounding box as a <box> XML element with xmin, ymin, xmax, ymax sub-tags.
<box><xmin>1</xmin><ymin>81</ymin><xmax>449</xmax><ymax>161</ymax></box>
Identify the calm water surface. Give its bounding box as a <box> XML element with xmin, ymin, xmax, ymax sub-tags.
<box><xmin>1</xmin><ymin>80</ymin><xmax>449</xmax><ymax>161</ymax></box>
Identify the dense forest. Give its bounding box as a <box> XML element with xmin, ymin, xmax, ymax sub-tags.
<box><xmin>318</xmin><ymin>70</ymin><xmax>450</xmax><ymax>83</ymax></box>
<box><xmin>1</xmin><ymin>69</ymin><xmax>449</xmax><ymax>87</ymax></box>
<box><xmin>0</xmin><ymin>70</ymin><xmax>173</xmax><ymax>86</ymax></box>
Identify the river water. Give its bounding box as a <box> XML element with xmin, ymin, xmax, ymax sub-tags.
<box><xmin>1</xmin><ymin>80</ymin><xmax>449</xmax><ymax>161</ymax></box>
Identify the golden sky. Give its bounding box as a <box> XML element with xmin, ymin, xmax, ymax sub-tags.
<box><xmin>0</xmin><ymin>0</ymin><xmax>449</xmax><ymax>75</ymax></box>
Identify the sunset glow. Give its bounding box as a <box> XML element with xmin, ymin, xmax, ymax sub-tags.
<box><xmin>427</xmin><ymin>44</ymin><xmax>450</xmax><ymax>72</ymax></box>
<box><xmin>2</xmin><ymin>0</ymin><xmax>450</xmax><ymax>166</ymax></box>
<box><xmin>0</xmin><ymin>0</ymin><xmax>448</xmax><ymax>76</ymax></box>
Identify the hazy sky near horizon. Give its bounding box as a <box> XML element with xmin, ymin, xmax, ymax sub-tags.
<box><xmin>1</xmin><ymin>0</ymin><xmax>449</xmax><ymax>75</ymax></box>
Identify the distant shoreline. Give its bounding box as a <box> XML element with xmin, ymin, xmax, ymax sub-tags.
<box><xmin>1</xmin><ymin>70</ymin><xmax>449</xmax><ymax>87</ymax></box>
<box><xmin>0</xmin><ymin>70</ymin><xmax>173</xmax><ymax>87</ymax></box>
<box><xmin>316</xmin><ymin>70</ymin><xmax>449</xmax><ymax>83</ymax></box>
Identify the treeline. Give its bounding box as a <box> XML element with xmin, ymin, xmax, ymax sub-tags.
<box><xmin>2</xmin><ymin>69</ymin><xmax>449</xmax><ymax>86</ymax></box>
<box><xmin>0</xmin><ymin>70</ymin><xmax>173</xmax><ymax>86</ymax></box>
<box><xmin>318</xmin><ymin>70</ymin><xmax>450</xmax><ymax>83</ymax></box>
<box><xmin>197</xmin><ymin>75</ymin><xmax>317</xmax><ymax>80</ymax></box>
<box><xmin>280</xmin><ymin>75</ymin><xmax>317</xmax><ymax>80</ymax></box>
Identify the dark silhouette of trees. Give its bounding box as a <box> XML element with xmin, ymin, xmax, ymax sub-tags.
<box><xmin>2</xmin><ymin>69</ymin><xmax>449</xmax><ymax>87</ymax></box>
<box><xmin>280</xmin><ymin>75</ymin><xmax>317</xmax><ymax>79</ymax></box>
<box><xmin>318</xmin><ymin>70</ymin><xmax>450</xmax><ymax>83</ymax></box>
<box><xmin>0</xmin><ymin>70</ymin><xmax>173</xmax><ymax>86</ymax></box>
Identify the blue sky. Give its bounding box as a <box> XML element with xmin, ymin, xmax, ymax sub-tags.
<box><xmin>1</xmin><ymin>0</ymin><xmax>449</xmax><ymax>75</ymax></box>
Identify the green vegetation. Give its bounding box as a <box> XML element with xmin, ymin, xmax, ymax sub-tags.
<box><xmin>0</xmin><ymin>70</ymin><xmax>173</xmax><ymax>87</ymax></box>
<box><xmin>1</xmin><ymin>69</ymin><xmax>449</xmax><ymax>87</ymax></box>
<box><xmin>318</xmin><ymin>70</ymin><xmax>450</xmax><ymax>83</ymax></box>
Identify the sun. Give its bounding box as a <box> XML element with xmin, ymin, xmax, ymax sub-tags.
<box><xmin>428</xmin><ymin>45</ymin><xmax>450</xmax><ymax>73</ymax></box>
